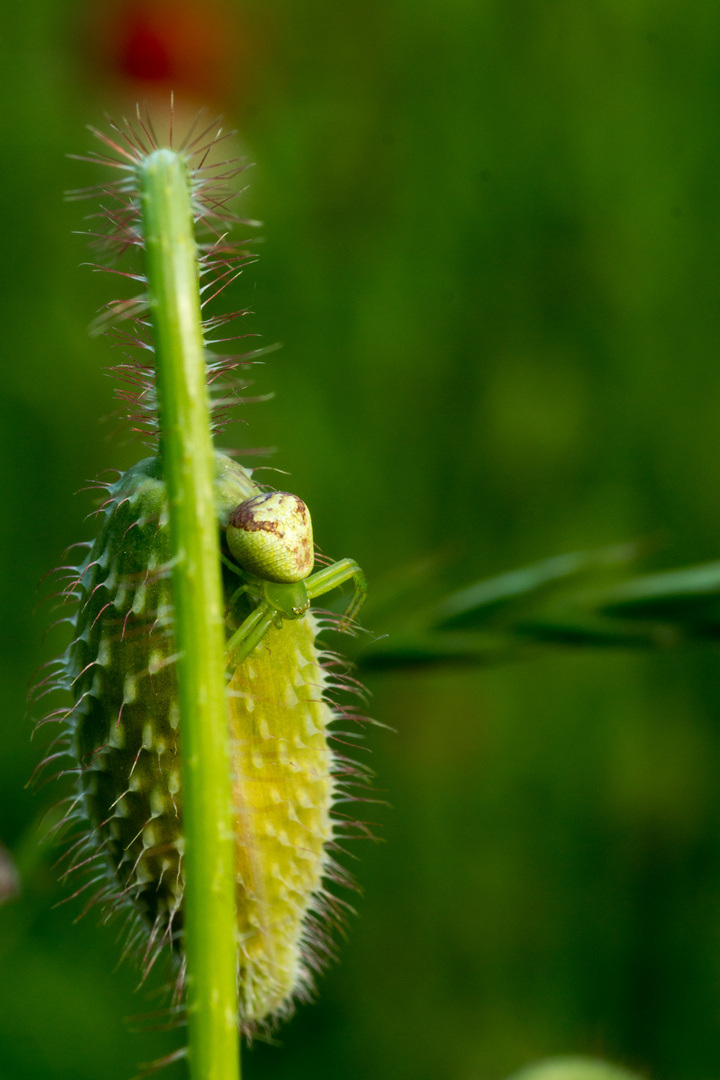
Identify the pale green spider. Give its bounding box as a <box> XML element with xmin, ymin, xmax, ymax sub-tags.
<box><xmin>222</xmin><ymin>490</ymin><xmax>366</xmax><ymax>666</ymax></box>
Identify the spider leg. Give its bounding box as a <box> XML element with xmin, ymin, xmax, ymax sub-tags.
<box><xmin>226</xmin><ymin>582</ymin><xmax>250</xmax><ymax>611</ymax></box>
<box><xmin>221</xmin><ymin>553</ymin><xmax>243</xmax><ymax>577</ymax></box>
<box><xmin>305</xmin><ymin>558</ymin><xmax>367</xmax><ymax>629</ymax></box>
<box><xmin>221</xmin><ymin>554</ymin><xmax>251</xmax><ymax>612</ymax></box>
<box><xmin>225</xmin><ymin>603</ymin><xmax>276</xmax><ymax>667</ymax></box>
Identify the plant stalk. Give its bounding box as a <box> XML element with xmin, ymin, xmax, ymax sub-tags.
<box><xmin>139</xmin><ymin>148</ymin><xmax>241</xmax><ymax>1080</ymax></box>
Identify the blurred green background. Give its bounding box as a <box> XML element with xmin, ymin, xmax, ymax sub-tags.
<box><xmin>3</xmin><ymin>1</ymin><xmax>720</xmax><ymax>1078</ymax></box>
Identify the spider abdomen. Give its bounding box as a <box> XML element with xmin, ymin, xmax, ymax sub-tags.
<box><xmin>227</xmin><ymin>491</ymin><xmax>314</xmax><ymax>583</ymax></box>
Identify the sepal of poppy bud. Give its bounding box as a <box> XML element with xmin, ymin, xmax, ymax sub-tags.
<box><xmin>227</xmin><ymin>492</ymin><xmax>314</xmax><ymax>583</ymax></box>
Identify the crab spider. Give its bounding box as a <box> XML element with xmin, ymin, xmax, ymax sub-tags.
<box><xmin>223</xmin><ymin>491</ymin><xmax>366</xmax><ymax>667</ymax></box>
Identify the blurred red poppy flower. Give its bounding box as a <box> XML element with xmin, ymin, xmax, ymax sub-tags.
<box><xmin>85</xmin><ymin>0</ymin><xmax>254</xmax><ymax>107</ymax></box>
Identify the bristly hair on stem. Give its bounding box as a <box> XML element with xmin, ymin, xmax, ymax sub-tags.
<box><xmin>67</xmin><ymin>101</ymin><xmax>271</xmax><ymax>450</ymax></box>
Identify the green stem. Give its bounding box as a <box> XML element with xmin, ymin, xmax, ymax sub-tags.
<box><xmin>139</xmin><ymin>149</ymin><xmax>240</xmax><ymax>1080</ymax></box>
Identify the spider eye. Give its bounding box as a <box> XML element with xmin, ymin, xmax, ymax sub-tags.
<box><xmin>226</xmin><ymin>492</ymin><xmax>314</xmax><ymax>583</ymax></box>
